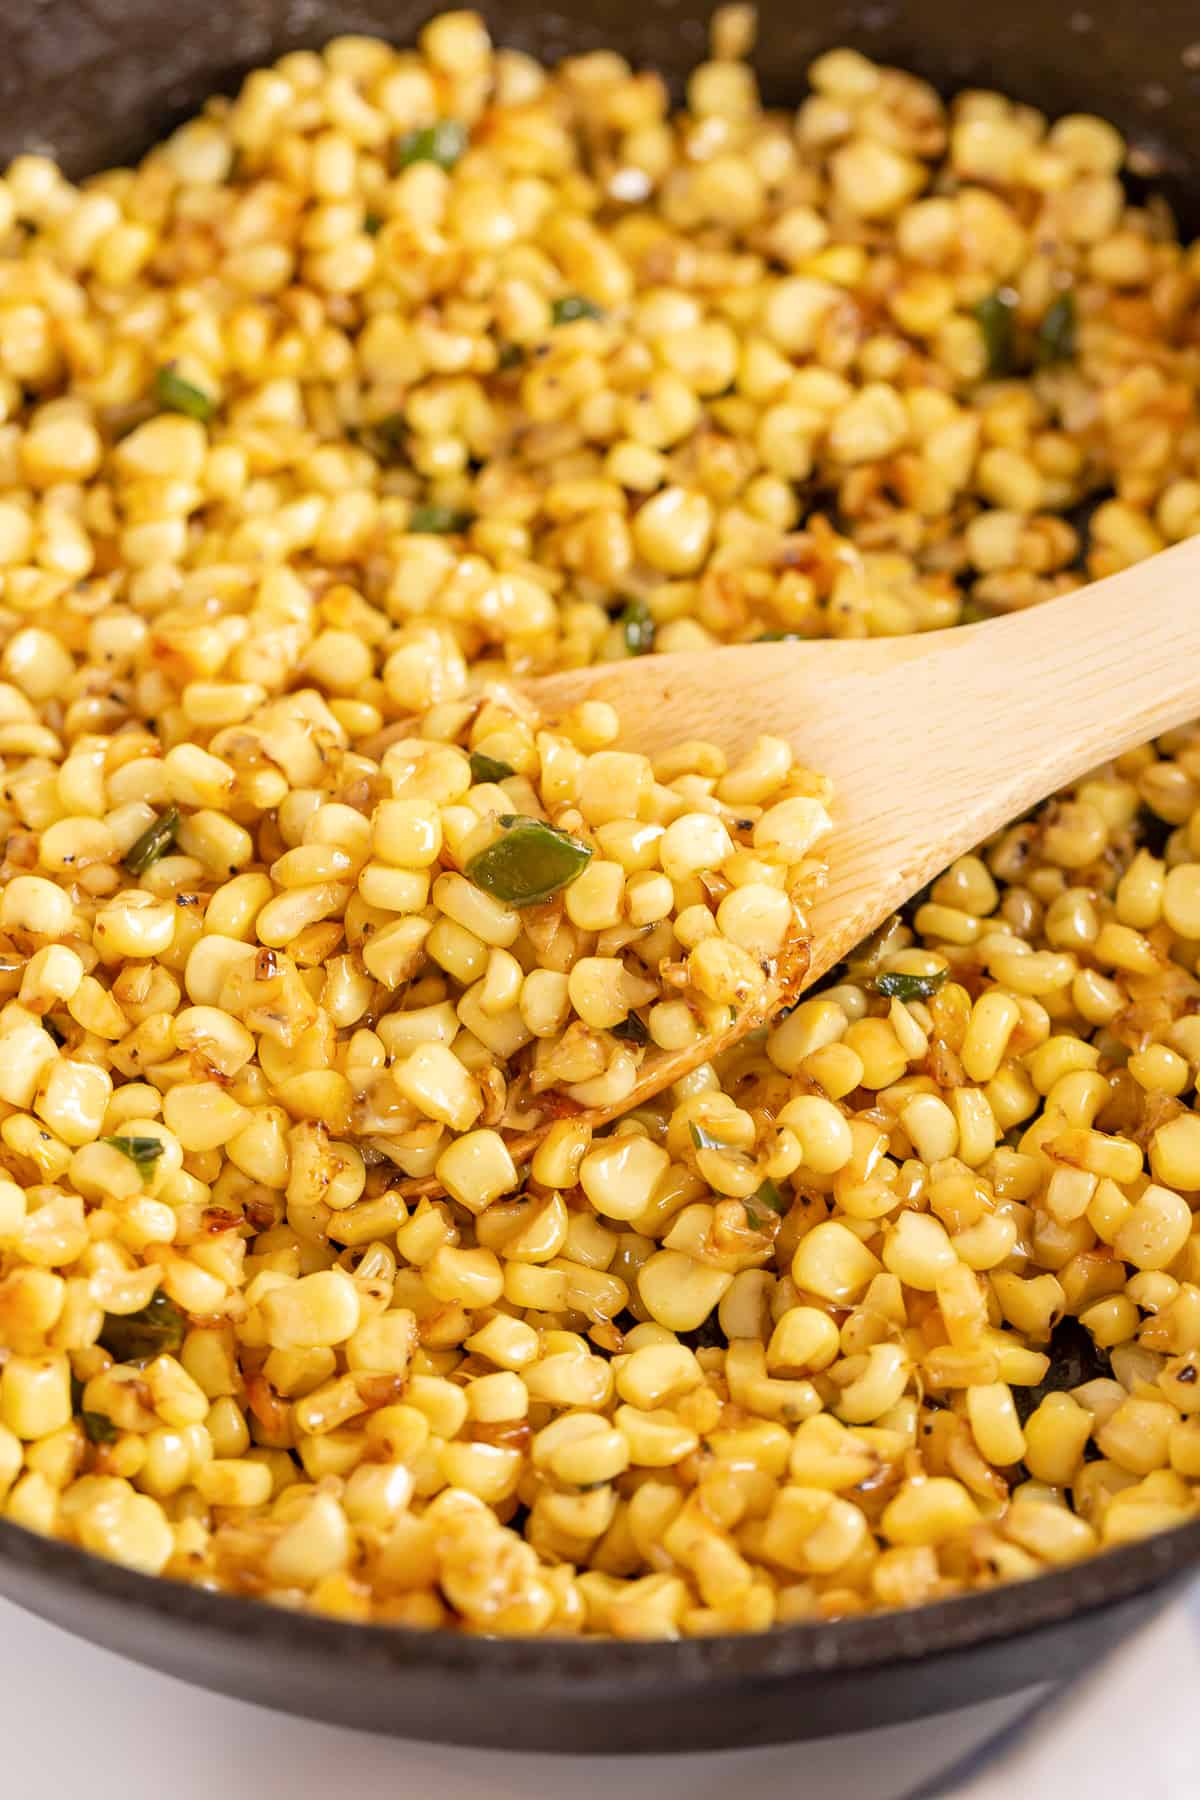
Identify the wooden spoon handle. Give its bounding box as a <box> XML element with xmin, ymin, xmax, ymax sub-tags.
<box><xmin>528</xmin><ymin>535</ymin><xmax>1200</xmax><ymax>975</ymax></box>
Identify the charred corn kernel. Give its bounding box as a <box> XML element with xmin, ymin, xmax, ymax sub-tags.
<box><xmin>792</xmin><ymin>1223</ymin><xmax>882</xmax><ymax>1304</ymax></box>
<box><xmin>434</xmin><ymin>1130</ymin><xmax>518</xmax><ymax>1213</ymax></box>
<box><xmin>580</xmin><ymin>1136</ymin><xmax>670</xmax><ymax>1222</ymax></box>
<box><xmin>882</xmin><ymin>1212</ymin><xmax>956</xmax><ymax>1290</ymax></box>
<box><xmin>265</xmin><ymin>1493</ymin><xmax>352</xmax><ymax>1588</ymax></box>
<box><xmin>833</xmin><ymin>1343</ymin><xmax>910</xmax><ymax>1423</ymax></box>
<box><xmin>637</xmin><ymin>1250</ymin><xmax>732</xmax><ymax>1331</ymax></box>
<box><xmin>965</xmin><ymin>1383</ymin><xmax>1026</xmax><ymax>1466</ymax></box>
<box><xmin>615</xmin><ymin>1405</ymin><xmax>699</xmax><ymax>1467</ymax></box>
<box><xmin>74</xmin><ymin>1485</ymin><xmax>175</xmax><ymax>1576</ymax></box>
<box><xmin>1114</xmin><ymin>1184</ymin><xmax>1193</xmax><ymax>1271</ymax></box>
<box><xmin>465</xmin><ymin>1315</ymin><xmax>540</xmax><ymax>1371</ymax></box>
<box><xmin>1023</xmin><ymin>1393</ymin><xmax>1094</xmax><ymax>1485</ymax></box>
<box><xmin>842</xmin><ymin>1018</ymin><xmax>907</xmax><ymax>1089</ymax></box>
<box><xmin>34</xmin><ymin>1059</ymin><xmax>111</xmax><ymax>1147</ymax></box>
<box><xmin>614</xmin><ymin>1343</ymin><xmax>704</xmax><ymax>1409</ymax></box>
<box><xmin>1127</xmin><ymin>1044</ymin><xmax>1190</xmax><ymax>1097</ymax></box>
<box><xmin>881</xmin><ymin>1478</ymin><xmax>980</xmax><ymax>1546</ymax></box>
<box><xmin>163</xmin><ymin>1083</ymin><xmax>249</xmax><ymax>1152</ymax></box>
<box><xmin>767</xmin><ymin>1308</ymin><xmax>841</xmax><ymax>1375</ymax></box>
<box><xmin>259</xmin><ymin>1271</ymin><xmax>361</xmax><ymax>1350</ymax></box>
<box><xmin>20</xmin><ymin>946</ymin><xmax>84</xmax><ymax>1011</ymax></box>
<box><xmin>1149</xmin><ymin>1116</ymin><xmax>1200</xmax><ymax>1190</ymax></box>
<box><xmin>768</xmin><ymin>998</ymin><xmax>847</xmax><ymax>1072</ymax></box>
<box><xmin>1004</xmin><ymin>1498</ymin><xmax>1097</xmax><ymax>1565</ymax></box>
<box><xmin>777</xmin><ymin>1095</ymin><xmax>854</xmax><ymax>1173</ymax></box>
<box><xmin>195</xmin><ymin>1459</ymin><xmax>273</xmax><ymax>1508</ymax></box>
<box><xmin>424</xmin><ymin>1245</ymin><xmax>504</xmax><ymax>1307</ymax></box>
<box><xmin>1</xmin><ymin>1355</ymin><xmax>72</xmax><ymax>1440</ymax></box>
<box><xmin>1096</xmin><ymin>1398</ymin><xmax>1176</xmax><ymax>1475</ymax></box>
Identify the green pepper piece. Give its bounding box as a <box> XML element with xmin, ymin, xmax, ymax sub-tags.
<box><xmin>619</xmin><ymin>597</ymin><xmax>656</xmax><ymax>656</ymax></box>
<box><xmin>611</xmin><ymin>1012</ymin><xmax>649</xmax><ymax>1044</ymax></box>
<box><xmin>393</xmin><ymin>120</ymin><xmax>468</xmax><ymax>171</ymax></box>
<box><xmin>355</xmin><ymin>412</ymin><xmax>407</xmax><ymax>463</ymax></box>
<box><xmin>496</xmin><ymin>343</ymin><xmax>525</xmax><ymax>370</ymax></box>
<box><xmin>99</xmin><ymin>1291</ymin><xmax>187</xmax><ymax>1363</ymax></box>
<box><xmin>408</xmin><ymin>504</ymin><xmax>473</xmax><ymax>534</ymax></box>
<box><xmin>81</xmin><ymin>1411</ymin><xmax>119</xmax><ymax>1445</ymax></box>
<box><xmin>1036</xmin><ymin>292</ymin><xmax>1077</xmax><ymax>366</ymax></box>
<box><xmin>743</xmin><ymin>1178</ymin><xmax>786</xmax><ymax>1231</ymax></box>
<box><xmin>364</xmin><ymin>210</ymin><xmax>384</xmax><ymax>235</ymax></box>
<box><xmin>464</xmin><ymin>815</ymin><xmax>592</xmax><ymax>907</ymax></box>
<box><xmin>755</xmin><ymin>630</ymin><xmax>803</xmax><ymax>642</ymax></box>
<box><xmin>551</xmin><ymin>295</ymin><xmax>605</xmax><ymax>326</ymax></box>
<box><xmin>973</xmin><ymin>289</ymin><xmax>1019</xmax><ymax>377</ymax></box>
<box><xmin>154</xmin><ymin>365</ymin><xmax>214</xmax><ymax>423</ymax></box>
<box><xmin>753</xmin><ymin>1178</ymin><xmax>786</xmax><ymax>1213</ymax></box>
<box><xmin>101</xmin><ymin>1134</ymin><xmax>166</xmax><ymax>1180</ymax></box>
<box><xmin>874</xmin><ymin>969</ymin><xmax>948</xmax><ymax>1002</ymax></box>
<box><xmin>122</xmin><ymin>806</ymin><xmax>180</xmax><ymax>877</ymax></box>
<box><xmin>469</xmin><ymin>751</ymin><xmax>516</xmax><ymax>785</ymax></box>
<box><xmin>689</xmin><ymin>1121</ymin><xmax>731</xmax><ymax>1153</ymax></box>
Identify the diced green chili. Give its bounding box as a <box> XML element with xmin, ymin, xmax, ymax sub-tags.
<box><xmin>81</xmin><ymin>1411</ymin><xmax>119</xmax><ymax>1445</ymax></box>
<box><xmin>973</xmin><ymin>289</ymin><xmax>1019</xmax><ymax>377</ymax></box>
<box><xmin>355</xmin><ymin>413</ymin><xmax>407</xmax><ymax>463</ymax></box>
<box><xmin>408</xmin><ymin>504</ymin><xmax>473</xmax><ymax>534</ymax></box>
<box><xmin>689</xmin><ymin>1121</ymin><xmax>731</xmax><ymax>1153</ymax></box>
<box><xmin>364</xmin><ymin>210</ymin><xmax>384</xmax><ymax>235</ymax></box>
<box><xmin>101</xmin><ymin>1134</ymin><xmax>166</xmax><ymax>1179</ymax></box>
<box><xmin>122</xmin><ymin>806</ymin><xmax>180</xmax><ymax>877</ymax></box>
<box><xmin>469</xmin><ymin>751</ymin><xmax>516</xmax><ymax>785</ymax></box>
<box><xmin>497</xmin><ymin>343</ymin><xmax>525</xmax><ymax>370</ymax></box>
<box><xmin>1036</xmin><ymin>291</ymin><xmax>1077</xmax><ymax>366</ymax></box>
<box><xmin>464</xmin><ymin>815</ymin><xmax>592</xmax><ymax>907</ymax></box>
<box><xmin>551</xmin><ymin>295</ymin><xmax>605</xmax><ymax>326</ymax></box>
<box><xmin>755</xmin><ymin>630</ymin><xmax>803</xmax><ymax>642</ymax></box>
<box><xmin>393</xmin><ymin>120</ymin><xmax>468</xmax><ymax>171</ymax></box>
<box><xmin>874</xmin><ymin>969</ymin><xmax>948</xmax><ymax>1002</ymax></box>
<box><xmin>99</xmin><ymin>1290</ymin><xmax>187</xmax><ymax>1363</ymax></box>
<box><xmin>154</xmin><ymin>365</ymin><xmax>214</xmax><ymax>423</ymax></box>
<box><xmin>611</xmin><ymin>1011</ymin><xmax>649</xmax><ymax>1044</ymax></box>
<box><xmin>743</xmin><ymin>1178</ymin><xmax>786</xmax><ymax>1231</ymax></box>
<box><xmin>619</xmin><ymin>597</ymin><xmax>656</xmax><ymax>656</ymax></box>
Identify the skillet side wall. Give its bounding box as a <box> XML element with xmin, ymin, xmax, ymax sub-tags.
<box><xmin>0</xmin><ymin>1517</ymin><xmax>1193</xmax><ymax>1748</ymax></box>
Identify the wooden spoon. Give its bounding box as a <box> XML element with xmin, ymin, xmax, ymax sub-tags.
<box><xmin>398</xmin><ymin>536</ymin><xmax>1200</xmax><ymax>1194</ymax></box>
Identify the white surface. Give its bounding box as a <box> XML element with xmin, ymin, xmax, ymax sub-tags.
<box><xmin>0</xmin><ymin>1586</ymin><xmax>1192</xmax><ymax>1800</ymax></box>
<box><xmin>954</xmin><ymin>1592</ymin><xmax>1200</xmax><ymax>1800</ymax></box>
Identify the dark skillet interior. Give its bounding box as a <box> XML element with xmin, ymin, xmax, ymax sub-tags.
<box><xmin>2</xmin><ymin>0</ymin><xmax>1200</xmax><ymax>1754</ymax></box>
<box><xmin>7</xmin><ymin>0</ymin><xmax>1200</xmax><ymax>220</ymax></box>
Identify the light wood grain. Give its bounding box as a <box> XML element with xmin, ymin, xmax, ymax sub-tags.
<box><xmin>529</xmin><ymin>533</ymin><xmax>1200</xmax><ymax>985</ymax></box>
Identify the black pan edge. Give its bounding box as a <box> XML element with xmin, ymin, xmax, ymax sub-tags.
<box><xmin>2</xmin><ymin>1511</ymin><xmax>1195</xmax><ymax>1682</ymax></box>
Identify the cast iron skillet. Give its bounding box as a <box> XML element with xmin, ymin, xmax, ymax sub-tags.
<box><xmin>2</xmin><ymin>0</ymin><xmax>1200</xmax><ymax>1753</ymax></box>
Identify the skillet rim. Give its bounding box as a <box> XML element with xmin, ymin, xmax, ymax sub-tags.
<box><xmin>1</xmin><ymin>1511</ymin><xmax>1196</xmax><ymax>1685</ymax></box>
